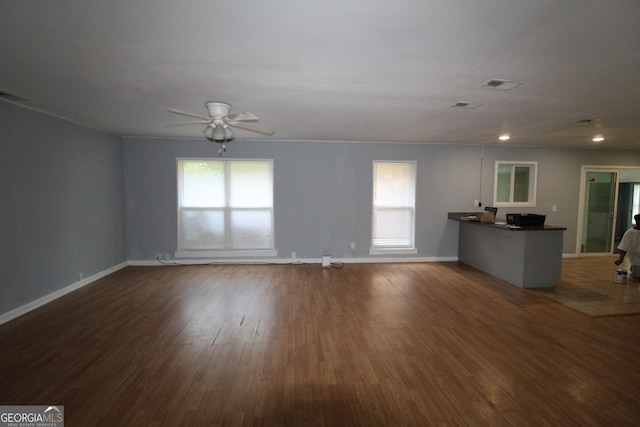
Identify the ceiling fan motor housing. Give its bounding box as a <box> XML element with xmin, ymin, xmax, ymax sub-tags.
<box><xmin>205</xmin><ymin>101</ymin><xmax>232</xmax><ymax>118</ymax></box>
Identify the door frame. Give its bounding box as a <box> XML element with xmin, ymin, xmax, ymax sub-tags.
<box><xmin>577</xmin><ymin>165</ymin><xmax>640</xmax><ymax>256</ymax></box>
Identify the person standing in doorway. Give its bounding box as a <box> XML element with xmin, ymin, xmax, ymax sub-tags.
<box><xmin>615</xmin><ymin>213</ymin><xmax>640</xmax><ymax>279</ymax></box>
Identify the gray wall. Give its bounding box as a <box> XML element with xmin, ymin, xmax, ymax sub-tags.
<box><xmin>481</xmin><ymin>146</ymin><xmax>640</xmax><ymax>252</ymax></box>
<box><xmin>123</xmin><ymin>137</ymin><xmax>640</xmax><ymax>261</ymax></box>
<box><xmin>2</xmin><ymin>98</ymin><xmax>638</xmax><ymax>317</ymax></box>
<box><xmin>0</xmin><ymin>101</ymin><xmax>126</xmax><ymax>314</ymax></box>
<box><xmin>124</xmin><ymin>139</ymin><xmax>480</xmax><ymax>260</ymax></box>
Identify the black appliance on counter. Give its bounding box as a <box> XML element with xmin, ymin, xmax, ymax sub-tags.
<box><xmin>506</xmin><ymin>213</ymin><xmax>546</xmax><ymax>227</ymax></box>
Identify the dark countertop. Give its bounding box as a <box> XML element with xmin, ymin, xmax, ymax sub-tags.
<box><xmin>447</xmin><ymin>212</ymin><xmax>567</xmax><ymax>231</ymax></box>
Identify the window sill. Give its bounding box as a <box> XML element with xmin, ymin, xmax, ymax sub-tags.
<box><xmin>369</xmin><ymin>248</ymin><xmax>418</xmax><ymax>255</ymax></box>
<box><xmin>175</xmin><ymin>250</ymin><xmax>278</xmax><ymax>258</ymax></box>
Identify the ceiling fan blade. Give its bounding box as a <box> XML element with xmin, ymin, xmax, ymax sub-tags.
<box><xmin>167</xmin><ymin>108</ymin><xmax>210</xmax><ymax>121</ymax></box>
<box><xmin>163</xmin><ymin>120</ymin><xmax>209</xmax><ymax>127</ymax></box>
<box><xmin>228</xmin><ymin>121</ymin><xmax>275</xmax><ymax>136</ymax></box>
<box><xmin>226</xmin><ymin>112</ymin><xmax>259</xmax><ymax>122</ymax></box>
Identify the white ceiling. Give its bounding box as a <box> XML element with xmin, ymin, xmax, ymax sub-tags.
<box><xmin>2</xmin><ymin>0</ymin><xmax>640</xmax><ymax>149</ymax></box>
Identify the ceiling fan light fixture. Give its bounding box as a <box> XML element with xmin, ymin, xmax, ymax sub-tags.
<box><xmin>204</xmin><ymin>123</ymin><xmax>235</xmax><ymax>143</ymax></box>
<box><xmin>203</xmin><ymin>125</ymin><xmax>214</xmax><ymax>141</ymax></box>
<box><xmin>212</xmin><ymin>123</ymin><xmax>227</xmax><ymax>141</ymax></box>
<box><xmin>224</xmin><ymin>126</ymin><xmax>235</xmax><ymax>141</ymax></box>
<box><xmin>167</xmin><ymin>100</ymin><xmax>273</xmax><ymax>146</ymax></box>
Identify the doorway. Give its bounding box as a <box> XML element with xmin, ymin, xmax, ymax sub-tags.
<box><xmin>614</xmin><ymin>176</ymin><xmax>640</xmax><ymax>252</ymax></box>
<box><xmin>578</xmin><ymin>166</ymin><xmax>640</xmax><ymax>256</ymax></box>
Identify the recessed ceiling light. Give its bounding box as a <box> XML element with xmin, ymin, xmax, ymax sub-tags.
<box><xmin>499</xmin><ymin>134</ymin><xmax>510</xmax><ymax>141</ymax></box>
<box><xmin>592</xmin><ymin>136</ymin><xmax>605</xmax><ymax>142</ymax></box>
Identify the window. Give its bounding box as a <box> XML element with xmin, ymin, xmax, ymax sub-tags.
<box><xmin>493</xmin><ymin>161</ymin><xmax>537</xmax><ymax>207</ymax></box>
<box><xmin>176</xmin><ymin>159</ymin><xmax>275</xmax><ymax>257</ymax></box>
<box><xmin>370</xmin><ymin>161</ymin><xmax>417</xmax><ymax>254</ymax></box>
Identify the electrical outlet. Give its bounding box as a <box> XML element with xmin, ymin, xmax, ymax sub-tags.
<box><xmin>350</xmin><ymin>242</ymin><xmax>355</xmax><ymax>249</ymax></box>
<box><xmin>474</xmin><ymin>199</ymin><xmax>480</xmax><ymax>207</ymax></box>
<box><xmin>291</xmin><ymin>251</ymin><xmax>297</xmax><ymax>259</ymax></box>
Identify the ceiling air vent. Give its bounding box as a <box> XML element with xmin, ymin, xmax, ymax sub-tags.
<box><xmin>479</xmin><ymin>79</ymin><xmax>522</xmax><ymax>90</ymax></box>
<box><xmin>0</xmin><ymin>91</ymin><xmax>29</xmax><ymax>102</ymax></box>
<box><xmin>450</xmin><ymin>101</ymin><xmax>480</xmax><ymax>108</ymax></box>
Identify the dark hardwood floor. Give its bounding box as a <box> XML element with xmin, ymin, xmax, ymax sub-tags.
<box><xmin>1</xmin><ymin>262</ymin><xmax>639</xmax><ymax>426</ymax></box>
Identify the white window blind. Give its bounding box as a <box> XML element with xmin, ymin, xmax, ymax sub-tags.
<box><xmin>371</xmin><ymin>161</ymin><xmax>417</xmax><ymax>251</ymax></box>
<box><xmin>177</xmin><ymin>159</ymin><xmax>274</xmax><ymax>256</ymax></box>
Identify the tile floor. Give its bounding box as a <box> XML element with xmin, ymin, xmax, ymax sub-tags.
<box><xmin>534</xmin><ymin>255</ymin><xmax>640</xmax><ymax>317</ymax></box>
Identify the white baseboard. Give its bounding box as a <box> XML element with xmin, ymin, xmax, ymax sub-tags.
<box><xmin>342</xmin><ymin>256</ymin><xmax>458</xmax><ymax>264</ymax></box>
<box><xmin>1</xmin><ymin>251</ymin><xmax>585</xmax><ymax>325</ymax></box>
<box><xmin>127</xmin><ymin>256</ymin><xmax>459</xmax><ymax>266</ymax></box>
<box><xmin>562</xmin><ymin>253</ymin><xmax>579</xmax><ymax>258</ymax></box>
<box><xmin>1</xmin><ymin>252</ymin><xmax>580</xmax><ymax>325</ymax></box>
<box><xmin>0</xmin><ymin>262</ymin><xmax>128</xmax><ymax>325</ymax></box>
<box><xmin>0</xmin><ymin>255</ymin><xmax>483</xmax><ymax>324</ymax></box>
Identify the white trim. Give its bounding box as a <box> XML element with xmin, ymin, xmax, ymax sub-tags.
<box><xmin>371</xmin><ymin>160</ymin><xmax>418</xmax><ymax>251</ymax></box>
<box><xmin>368</xmin><ymin>248</ymin><xmax>418</xmax><ymax>255</ymax></box>
<box><xmin>175</xmin><ymin>249</ymin><xmax>278</xmax><ymax>258</ymax></box>
<box><xmin>4</xmin><ymin>253</ymin><xmax>583</xmax><ymax>324</ymax></box>
<box><xmin>576</xmin><ymin>166</ymin><xmax>621</xmax><ymax>256</ymax></box>
<box><xmin>129</xmin><ymin>256</ymin><xmax>458</xmax><ymax>266</ymax></box>
<box><xmin>0</xmin><ymin>262</ymin><xmax>128</xmax><ymax>325</ymax></box>
<box><xmin>177</xmin><ymin>158</ymin><xmax>275</xmax><ymax>254</ymax></box>
<box><xmin>132</xmin><ymin>257</ymin><xmax>314</xmax><ymax>266</ymax></box>
<box><xmin>576</xmin><ymin>164</ymin><xmax>640</xmax><ymax>257</ymax></box>
<box><xmin>3</xmin><ymin>252</ymin><xmax>587</xmax><ymax>327</ymax></box>
<box><xmin>580</xmin><ymin>164</ymin><xmax>640</xmax><ymax>171</ymax></box>
<box><xmin>493</xmin><ymin>161</ymin><xmax>538</xmax><ymax>207</ymax></box>
<box><xmin>571</xmin><ymin>252</ymin><xmax>609</xmax><ymax>258</ymax></box>
<box><xmin>348</xmin><ymin>256</ymin><xmax>456</xmax><ymax>263</ymax></box>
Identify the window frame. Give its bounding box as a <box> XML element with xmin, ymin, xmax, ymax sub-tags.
<box><xmin>175</xmin><ymin>158</ymin><xmax>276</xmax><ymax>258</ymax></box>
<box><xmin>493</xmin><ymin>161</ymin><xmax>538</xmax><ymax>208</ymax></box>
<box><xmin>369</xmin><ymin>160</ymin><xmax>418</xmax><ymax>255</ymax></box>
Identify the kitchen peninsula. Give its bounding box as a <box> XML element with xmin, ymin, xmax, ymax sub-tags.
<box><xmin>448</xmin><ymin>212</ymin><xmax>566</xmax><ymax>288</ymax></box>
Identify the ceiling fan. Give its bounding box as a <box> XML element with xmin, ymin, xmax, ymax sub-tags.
<box><xmin>164</xmin><ymin>101</ymin><xmax>275</xmax><ymax>155</ymax></box>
